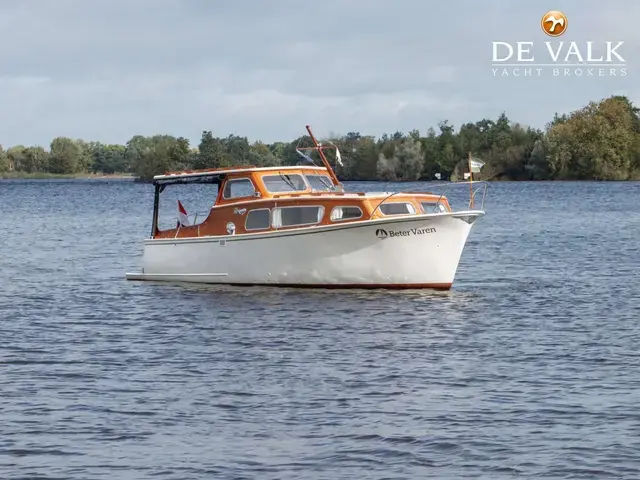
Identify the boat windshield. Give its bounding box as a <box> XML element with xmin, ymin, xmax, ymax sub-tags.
<box><xmin>262</xmin><ymin>174</ymin><xmax>307</xmax><ymax>192</ymax></box>
<box><xmin>305</xmin><ymin>174</ymin><xmax>336</xmax><ymax>191</ymax></box>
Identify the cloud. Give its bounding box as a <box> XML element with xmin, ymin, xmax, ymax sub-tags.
<box><xmin>0</xmin><ymin>0</ymin><xmax>637</xmax><ymax>148</ymax></box>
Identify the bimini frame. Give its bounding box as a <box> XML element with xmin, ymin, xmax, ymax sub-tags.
<box><xmin>150</xmin><ymin>171</ymin><xmax>227</xmax><ymax>237</ymax></box>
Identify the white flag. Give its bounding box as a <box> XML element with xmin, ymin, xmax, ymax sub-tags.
<box><xmin>328</xmin><ymin>142</ymin><xmax>343</xmax><ymax>167</ymax></box>
<box><xmin>470</xmin><ymin>158</ymin><xmax>485</xmax><ymax>173</ymax></box>
<box><xmin>335</xmin><ymin>147</ymin><xmax>343</xmax><ymax>167</ymax></box>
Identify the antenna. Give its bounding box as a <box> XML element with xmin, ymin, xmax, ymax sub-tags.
<box><xmin>305</xmin><ymin>125</ymin><xmax>341</xmax><ymax>187</ymax></box>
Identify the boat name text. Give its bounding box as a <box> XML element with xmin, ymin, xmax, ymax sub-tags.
<box><xmin>376</xmin><ymin>227</ymin><xmax>436</xmax><ymax>239</ymax></box>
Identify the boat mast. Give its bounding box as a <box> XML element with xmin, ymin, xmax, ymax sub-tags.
<box><xmin>305</xmin><ymin>124</ymin><xmax>341</xmax><ymax>187</ymax></box>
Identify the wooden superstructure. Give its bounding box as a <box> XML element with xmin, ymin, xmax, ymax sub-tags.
<box><xmin>149</xmin><ymin>125</ymin><xmax>452</xmax><ymax>240</ymax></box>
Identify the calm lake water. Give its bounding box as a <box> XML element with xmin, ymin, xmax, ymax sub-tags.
<box><xmin>1</xmin><ymin>178</ymin><xmax>639</xmax><ymax>479</ymax></box>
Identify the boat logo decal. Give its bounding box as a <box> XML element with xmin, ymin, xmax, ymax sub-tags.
<box><xmin>376</xmin><ymin>227</ymin><xmax>436</xmax><ymax>239</ymax></box>
<box><xmin>376</xmin><ymin>229</ymin><xmax>389</xmax><ymax>239</ymax></box>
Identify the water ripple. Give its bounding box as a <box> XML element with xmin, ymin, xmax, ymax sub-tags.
<box><xmin>1</xmin><ymin>180</ymin><xmax>639</xmax><ymax>479</ymax></box>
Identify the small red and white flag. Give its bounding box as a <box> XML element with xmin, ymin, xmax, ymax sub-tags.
<box><xmin>177</xmin><ymin>200</ymin><xmax>190</xmax><ymax>227</ymax></box>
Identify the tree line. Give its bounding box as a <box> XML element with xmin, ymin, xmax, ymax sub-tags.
<box><xmin>1</xmin><ymin>95</ymin><xmax>639</xmax><ymax>181</ymax></box>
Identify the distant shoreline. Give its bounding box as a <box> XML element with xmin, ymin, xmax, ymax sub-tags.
<box><xmin>2</xmin><ymin>173</ymin><xmax>639</xmax><ymax>183</ymax></box>
<box><xmin>2</xmin><ymin>96</ymin><xmax>638</xmax><ymax>182</ymax></box>
<box><xmin>0</xmin><ymin>172</ymin><xmax>135</xmax><ymax>180</ymax></box>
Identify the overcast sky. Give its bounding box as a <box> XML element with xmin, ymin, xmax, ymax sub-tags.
<box><xmin>0</xmin><ymin>0</ymin><xmax>637</xmax><ymax>148</ymax></box>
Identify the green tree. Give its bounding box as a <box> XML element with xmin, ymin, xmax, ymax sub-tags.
<box><xmin>132</xmin><ymin>135</ymin><xmax>182</xmax><ymax>181</ymax></box>
<box><xmin>248</xmin><ymin>141</ymin><xmax>278</xmax><ymax>166</ymax></box>
<box><xmin>124</xmin><ymin>135</ymin><xmax>149</xmax><ymax>174</ymax></box>
<box><xmin>0</xmin><ymin>146</ymin><xmax>8</xmax><ymax>172</ymax></box>
<box><xmin>88</xmin><ymin>143</ymin><xmax>127</xmax><ymax>174</ymax></box>
<box><xmin>223</xmin><ymin>134</ymin><xmax>250</xmax><ymax>166</ymax></box>
<box><xmin>195</xmin><ymin>131</ymin><xmax>225</xmax><ymax>169</ymax></box>
<box><xmin>23</xmin><ymin>147</ymin><xmax>49</xmax><ymax>173</ymax></box>
<box><xmin>546</xmin><ymin>97</ymin><xmax>637</xmax><ymax>180</ymax></box>
<box><xmin>169</xmin><ymin>137</ymin><xmax>192</xmax><ymax>170</ymax></box>
<box><xmin>49</xmin><ymin>137</ymin><xmax>84</xmax><ymax>174</ymax></box>
<box><xmin>7</xmin><ymin>146</ymin><xmax>27</xmax><ymax>172</ymax></box>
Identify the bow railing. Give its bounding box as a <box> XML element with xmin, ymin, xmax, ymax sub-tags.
<box><xmin>367</xmin><ymin>180</ymin><xmax>488</xmax><ymax>220</ymax></box>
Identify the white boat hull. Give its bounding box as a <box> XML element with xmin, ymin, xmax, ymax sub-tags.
<box><xmin>126</xmin><ymin>212</ymin><xmax>483</xmax><ymax>289</ymax></box>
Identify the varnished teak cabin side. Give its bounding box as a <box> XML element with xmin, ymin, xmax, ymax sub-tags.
<box><xmin>153</xmin><ymin>166</ymin><xmax>452</xmax><ymax>239</ymax></box>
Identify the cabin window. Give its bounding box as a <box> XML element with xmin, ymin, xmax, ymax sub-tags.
<box><xmin>245</xmin><ymin>209</ymin><xmax>271</xmax><ymax>230</ymax></box>
<box><xmin>330</xmin><ymin>206</ymin><xmax>363</xmax><ymax>221</ymax></box>
<box><xmin>222</xmin><ymin>178</ymin><xmax>256</xmax><ymax>199</ymax></box>
<box><xmin>421</xmin><ymin>201</ymin><xmax>447</xmax><ymax>213</ymax></box>
<box><xmin>156</xmin><ymin>183</ymin><xmax>218</xmax><ymax>231</ymax></box>
<box><xmin>262</xmin><ymin>174</ymin><xmax>307</xmax><ymax>192</ymax></box>
<box><xmin>379</xmin><ymin>202</ymin><xmax>416</xmax><ymax>216</ymax></box>
<box><xmin>306</xmin><ymin>174</ymin><xmax>334</xmax><ymax>191</ymax></box>
<box><xmin>272</xmin><ymin>206</ymin><xmax>324</xmax><ymax>228</ymax></box>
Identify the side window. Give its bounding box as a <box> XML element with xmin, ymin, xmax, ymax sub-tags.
<box><xmin>330</xmin><ymin>206</ymin><xmax>363</xmax><ymax>221</ymax></box>
<box><xmin>245</xmin><ymin>209</ymin><xmax>270</xmax><ymax>230</ymax></box>
<box><xmin>421</xmin><ymin>201</ymin><xmax>447</xmax><ymax>213</ymax></box>
<box><xmin>262</xmin><ymin>174</ymin><xmax>307</xmax><ymax>192</ymax></box>
<box><xmin>272</xmin><ymin>206</ymin><xmax>324</xmax><ymax>227</ymax></box>
<box><xmin>306</xmin><ymin>174</ymin><xmax>334</xmax><ymax>191</ymax></box>
<box><xmin>379</xmin><ymin>202</ymin><xmax>416</xmax><ymax>216</ymax></box>
<box><xmin>222</xmin><ymin>178</ymin><xmax>256</xmax><ymax>199</ymax></box>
